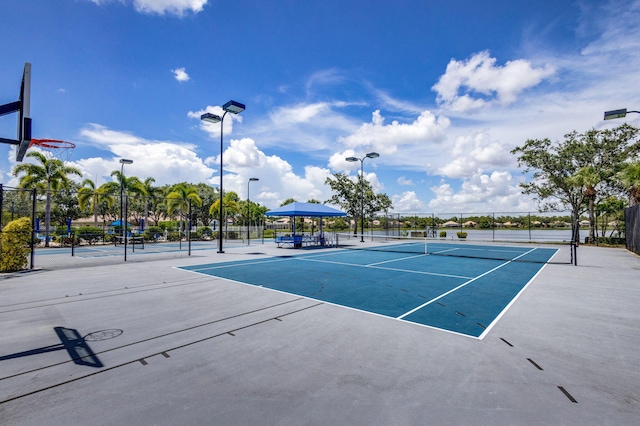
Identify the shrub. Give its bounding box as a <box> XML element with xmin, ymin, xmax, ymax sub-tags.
<box><xmin>457</xmin><ymin>232</ymin><xmax>468</xmax><ymax>239</ymax></box>
<box><xmin>167</xmin><ymin>231</ymin><xmax>181</xmax><ymax>241</ymax></box>
<box><xmin>439</xmin><ymin>231</ymin><xmax>447</xmax><ymax>238</ymax></box>
<box><xmin>0</xmin><ymin>217</ymin><xmax>32</xmax><ymax>272</ymax></box>
<box><xmin>76</xmin><ymin>226</ymin><xmax>104</xmax><ymax>245</ymax></box>
<box><xmin>198</xmin><ymin>227</ymin><xmax>213</xmax><ymax>239</ymax></box>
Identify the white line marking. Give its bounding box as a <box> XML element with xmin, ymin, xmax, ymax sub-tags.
<box><xmin>296</xmin><ymin>257</ymin><xmax>473</xmax><ymax>279</ymax></box>
<box><xmin>396</xmin><ymin>247</ymin><xmax>538</xmax><ymax>319</ymax></box>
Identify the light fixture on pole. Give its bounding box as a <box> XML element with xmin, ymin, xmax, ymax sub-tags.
<box><xmin>247</xmin><ymin>177</ymin><xmax>259</xmax><ymax>245</ymax></box>
<box><xmin>201</xmin><ymin>100</ymin><xmax>245</xmax><ymax>253</ymax></box>
<box><xmin>119</xmin><ymin>158</ymin><xmax>133</xmax><ymax>260</ymax></box>
<box><xmin>345</xmin><ymin>152</ymin><xmax>380</xmax><ymax>242</ymax></box>
<box><xmin>604</xmin><ymin>108</ymin><xmax>640</xmax><ymax>120</ymax></box>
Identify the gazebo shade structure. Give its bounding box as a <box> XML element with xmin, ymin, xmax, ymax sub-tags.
<box><xmin>265</xmin><ymin>202</ymin><xmax>346</xmax><ymax>218</ymax></box>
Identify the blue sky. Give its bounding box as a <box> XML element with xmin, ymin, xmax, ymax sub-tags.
<box><xmin>1</xmin><ymin>0</ymin><xmax>639</xmax><ymax>213</ymax></box>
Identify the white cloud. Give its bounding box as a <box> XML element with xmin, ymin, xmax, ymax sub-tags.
<box><xmin>432</xmin><ymin>50</ymin><xmax>555</xmax><ymax>112</ymax></box>
<box><xmin>87</xmin><ymin>0</ymin><xmax>207</xmax><ymax>16</ymax></box>
<box><xmin>436</xmin><ymin>131</ymin><xmax>513</xmax><ymax>179</ymax></box>
<box><xmin>188</xmin><ymin>105</ymin><xmax>242</xmax><ymax>139</ymax></box>
<box><xmin>171</xmin><ymin>67</ymin><xmax>190</xmax><ymax>82</ymax></box>
<box><xmin>428</xmin><ymin>171</ymin><xmax>536</xmax><ymax>212</ymax></box>
<box><xmin>391</xmin><ymin>191</ymin><xmax>426</xmax><ymax>213</ymax></box>
<box><xmin>397</xmin><ymin>176</ymin><xmax>414</xmax><ymax>186</ymax></box>
<box><xmin>76</xmin><ymin>124</ymin><xmax>212</xmax><ymax>186</ymax></box>
<box><xmin>338</xmin><ymin>110</ymin><xmax>450</xmax><ymax>155</ymax></box>
<box><xmin>211</xmin><ymin>137</ymin><xmax>334</xmax><ymax>207</ymax></box>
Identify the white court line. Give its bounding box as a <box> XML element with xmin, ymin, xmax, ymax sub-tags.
<box><xmin>368</xmin><ymin>253</ymin><xmax>427</xmax><ymax>266</ymax></box>
<box><xmin>296</xmin><ymin>257</ymin><xmax>473</xmax><ymax>280</ymax></box>
<box><xmin>396</xmin><ymin>247</ymin><xmax>538</xmax><ymax>319</ymax></box>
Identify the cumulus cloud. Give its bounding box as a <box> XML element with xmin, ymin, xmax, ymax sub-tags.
<box><xmin>209</xmin><ymin>137</ymin><xmax>334</xmax><ymax>207</ymax></box>
<box><xmin>75</xmin><ymin>124</ymin><xmax>213</xmax><ymax>185</ymax></box>
<box><xmin>188</xmin><ymin>105</ymin><xmax>243</xmax><ymax>139</ymax></box>
<box><xmin>432</xmin><ymin>51</ymin><xmax>555</xmax><ymax>112</ymax></box>
<box><xmin>391</xmin><ymin>191</ymin><xmax>426</xmax><ymax>213</ymax></box>
<box><xmin>436</xmin><ymin>131</ymin><xmax>513</xmax><ymax>179</ymax></box>
<box><xmin>171</xmin><ymin>67</ymin><xmax>190</xmax><ymax>82</ymax></box>
<box><xmin>339</xmin><ymin>110</ymin><xmax>450</xmax><ymax>155</ymax></box>
<box><xmin>428</xmin><ymin>171</ymin><xmax>536</xmax><ymax>212</ymax></box>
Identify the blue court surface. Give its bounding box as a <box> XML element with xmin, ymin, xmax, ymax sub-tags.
<box><xmin>178</xmin><ymin>244</ymin><xmax>558</xmax><ymax>338</ymax></box>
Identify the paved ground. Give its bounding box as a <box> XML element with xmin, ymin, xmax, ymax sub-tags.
<box><xmin>1</xmin><ymin>242</ymin><xmax>639</xmax><ymax>425</ymax></box>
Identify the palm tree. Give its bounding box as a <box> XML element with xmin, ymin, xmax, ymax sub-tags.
<box><xmin>77</xmin><ymin>179</ymin><xmax>115</xmax><ymax>227</ymax></box>
<box><xmin>110</xmin><ymin>170</ymin><xmax>147</xmax><ymax>229</ymax></box>
<box><xmin>141</xmin><ymin>177</ymin><xmax>156</xmax><ymax>228</ymax></box>
<box><xmin>570</xmin><ymin>166</ymin><xmax>602</xmax><ymax>244</ymax></box>
<box><xmin>167</xmin><ymin>184</ymin><xmax>203</xmax><ymax>237</ymax></box>
<box><xmin>12</xmin><ymin>151</ymin><xmax>82</xmax><ymax>247</ymax></box>
<box><xmin>209</xmin><ymin>191</ymin><xmax>240</xmax><ymax>234</ymax></box>
<box><xmin>618</xmin><ymin>161</ymin><xmax>640</xmax><ymax>206</ymax></box>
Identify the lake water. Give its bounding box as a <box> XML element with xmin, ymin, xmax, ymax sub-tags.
<box><xmin>377</xmin><ymin>228</ymin><xmax>576</xmax><ymax>243</ymax></box>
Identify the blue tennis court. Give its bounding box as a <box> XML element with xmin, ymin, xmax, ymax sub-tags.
<box><xmin>178</xmin><ymin>243</ymin><xmax>558</xmax><ymax>338</ymax></box>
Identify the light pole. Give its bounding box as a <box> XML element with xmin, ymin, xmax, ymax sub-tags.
<box><xmin>345</xmin><ymin>152</ymin><xmax>379</xmax><ymax>242</ymax></box>
<box><xmin>247</xmin><ymin>177</ymin><xmax>259</xmax><ymax>245</ymax></box>
<box><xmin>201</xmin><ymin>100</ymin><xmax>245</xmax><ymax>253</ymax></box>
<box><xmin>119</xmin><ymin>158</ymin><xmax>133</xmax><ymax>238</ymax></box>
<box><xmin>604</xmin><ymin>108</ymin><xmax>640</xmax><ymax>120</ymax></box>
<box><xmin>119</xmin><ymin>158</ymin><xmax>132</xmax><ymax>260</ymax></box>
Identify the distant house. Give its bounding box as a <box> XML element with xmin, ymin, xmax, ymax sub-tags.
<box><xmin>441</xmin><ymin>220</ymin><xmax>459</xmax><ymax>228</ymax></box>
<box><xmin>462</xmin><ymin>221</ymin><xmax>477</xmax><ymax>228</ymax></box>
<box><xmin>579</xmin><ymin>220</ymin><xmax>590</xmax><ymax>227</ymax></box>
<box><xmin>503</xmin><ymin>221</ymin><xmax>520</xmax><ymax>228</ymax></box>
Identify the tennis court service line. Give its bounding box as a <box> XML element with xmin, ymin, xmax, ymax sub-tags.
<box><xmin>295</xmin><ymin>256</ymin><xmax>474</xmax><ymax>280</ymax></box>
<box><xmin>396</xmin><ymin>247</ymin><xmax>538</xmax><ymax>320</ymax></box>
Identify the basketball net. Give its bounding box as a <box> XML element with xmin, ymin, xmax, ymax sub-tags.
<box><xmin>29</xmin><ymin>139</ymin><xmax>75</xmax><ymax>163</ymax></box>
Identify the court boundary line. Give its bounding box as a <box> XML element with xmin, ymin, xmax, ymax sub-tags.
<box><xmin>295</xmin><ymin>257</ymin><xmax>474</xmax><ymax>280</ymax></box>
<box><xmin>176</xmin><ymin>265</ymin><xmax>481</xmax><ymax>339</ymax></box>
<box><xmin>477</xmin><ymin>259</ymin><xmax>551</xmax><ymax>339</ymax></box>
<box><xmin>397</xmin><ymin>247</ymin><xmax>538</xmax><ymax>320</ymax></box>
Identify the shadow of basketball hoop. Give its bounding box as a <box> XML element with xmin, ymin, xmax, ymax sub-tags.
<box><xmin>0</xmin><ymin>327</ymin><xmax>123</xmax><ymax>368</ymax></box>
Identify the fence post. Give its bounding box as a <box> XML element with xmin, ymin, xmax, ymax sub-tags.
<box><xmin>30</xmin><ymin>188</ymin><xmax>36</xmax><ymax>269</ymax></box>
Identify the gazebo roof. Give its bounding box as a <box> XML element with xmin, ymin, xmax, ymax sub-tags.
<box><xmin>265</xmin><ymin>202</ymin><xmax>346</xmax><ymax>217</ymax></box>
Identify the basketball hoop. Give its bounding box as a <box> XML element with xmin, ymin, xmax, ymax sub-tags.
<box><xmin>29</xmin><ymin>138</ymin><xmax>76</xmax><ymax>162</ymax></box>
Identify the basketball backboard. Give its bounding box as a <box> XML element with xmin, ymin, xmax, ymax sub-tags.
<box><xmin>16</xmin><ymin>62</ymin><xmax>32</xmax><ymax>161</ymax></box>
<box><xmin>0</xmin><ymin>62</ymin><xmax>31</xmax><ymax>162</ymax></box>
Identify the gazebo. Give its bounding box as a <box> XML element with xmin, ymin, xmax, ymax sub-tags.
<box><xmin>265</xmin><ymin>202</ymin><xmax>346</xmax><ymax>248</ymax></box>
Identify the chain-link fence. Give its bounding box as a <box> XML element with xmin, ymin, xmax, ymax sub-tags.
<box><xmin>625</xmin><ymin>204</ymin><xmax>640</xmax><ymax>255</ymax></box>
<box><xmin>368</xmin><ymin>211</ymin><xmax>579</xmax><ymax>243</ymax></box>
<box><xmin>1</xmin><ymin>187</ymin><xmax>265</xmax><ymax>270</ymax></box>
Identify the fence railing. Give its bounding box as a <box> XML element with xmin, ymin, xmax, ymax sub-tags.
<box><xmin>625</xmin><ymin>204</ymin><xmax>640</xmax><ymax>255</ymax></box>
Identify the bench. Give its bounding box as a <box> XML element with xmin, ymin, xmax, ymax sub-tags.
<box><xmin>276</xmin><ymin>235</ymin><xmax>325</xmax><ymax>248</ymax></box>
<box><xmin>114</xmin><ymin>236</ymin><xmax>144</xmax><ymax>248</ymax></box>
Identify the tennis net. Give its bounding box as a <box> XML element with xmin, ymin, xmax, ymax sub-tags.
<box><xmin>334</xmin><ymin>233</ymin><xmax>575</xmax><ymax>264</ymax></box>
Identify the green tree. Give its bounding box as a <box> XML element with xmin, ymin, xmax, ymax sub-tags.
<box><xmin>511</xmin><ymin>124</ymin><xmax>640</xmax><ymax>241</ymax></box>
<box><xmin>167</xmin><ymin>183</ymin><xmax>203</xmax><ymax>236</ymax></box>
<box><xmin>12</xmin><ymin>152</ymin><xmax>82</xmax><ymax>247</ymax></box>
<box><xmin>210</xmin><ymin>191</ymin><xmax>240</xmax><ymax>225</ymax></box>
<box><xmin>325</xmin><ymin>172</ymin><xmax>393</xmax><ymax>236</ymax></box>
<box><xmin>280</xmin><ymin>198</ymin><xmax>297</xmax><ymax>206</ymax></box>
<box><xmin>569</xmin><ymin>166</ymin><xmax>602</xmax><ymax>243</ymax></box>
<box><xmin>78</xmin><ymin>179</ymin><xmax>116</xmax><ymax>227</ymax></box>
<box><xmin>617</xmin><ymin>161</ymin><xmax>640</xmax><ymax>206</ymax></box>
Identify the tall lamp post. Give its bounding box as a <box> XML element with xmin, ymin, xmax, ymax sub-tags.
<box><xmin>345</xmin><ymin>152</ymin><xmax>379</xmax><ymax>242</ymax></box>
<box><xmin>119</xmin><ymin>158</ymin><xmax>133</xmax><ymax>260</ymax></box>
<box><xmin>247</xmin><ymin>177</ymin><xmax>259</xmax><ymax>245</ymax></box>
<box><xmin>201</xmin><ymin>100</ymin><xmax>246</xmax><ymax>253</ymax></box>
<box><xmin>119</xmin><ymin>159</ymin><xmax>133</xmax><ymax>239</ymax></box>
